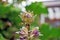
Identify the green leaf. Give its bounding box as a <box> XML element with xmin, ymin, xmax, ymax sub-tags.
<box><xmin>0</xmin><ymin>34</ymin><xmax>6</xmax><ymax>40</ymax></box>
<box><xmin>25</xmin><ymin>2</ymin><xmax>48</xmax><ymax>15</ymax></box>
<box><xmin>0</xmin><ymin>4</ymin><xmax>22</xmax><ymax>29</ymax></box>
<box><xmin>0</xmin><ymin>21</ymin><xmax>5</xmax><ymax>30</ymax></box>
<box><xmin>39</xmin><ymin>24</ymin><xmax>60</xmax><ymax>40</ymax></box>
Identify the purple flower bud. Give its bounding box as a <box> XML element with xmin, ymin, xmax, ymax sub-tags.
<box><xmin>19</xmin><ymin>30</ymin><xmax>25</xmax><ymax>35</ymax></box>
<box><xmin>20</xmin><ymin>38</ymin><xmax>24</xmax><ymax>40</ymax></box>
<box><xmin>20</xmin><ymin>36</ymin><xmax>24</xmax><ymax>40</ymax></box>
<box><xmin>33</xmin><ymin>30</ymin><xmax>39</xmax><ymax>36</ymax></box>
<box><xmin>20</xmin><ymin>36</ymin><xmax>27</xmax><ymax>40</ymax></box>
<box><xmin>25</xmin><ymin>14</ymin><xmax>31</xmax><ymax>18</ymax></box>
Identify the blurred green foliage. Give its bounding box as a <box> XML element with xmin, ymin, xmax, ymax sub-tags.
<box><xmin>0</xmin><ymin>21</ymin><xmax>5</xmax><ymax>30</ymax></box>
<box><xmin>25</xmin><ymin>2</ymin><xmax>48</xmax><ymax>15</ymax></box>
<box><xmin>0</xmin><ymin>34</ymin><xmax>6</xmax><ymax>40</ymax></box>
<box><xmin>0</xmin><ymin>4</ymin><xmax>22</xmax><ymax>39</ymax></box>
<box><xmin>39</xmin><ymin>24</ymin><xmax>60</xmax><ymax>40</ymax></box>
<box><xmin>17</xmin><ymin>0</ymin><xmax>26</xmax><ymax>3</ymax></box>
<box><xmin>0</xmin><ymin>4</ymin><xmax>22</xmax><ymax>29</ymax></box>
<box><xmin>31</xmin><ymin>14</ymin><xmax>39</xmax><ymax>26</ymax></box>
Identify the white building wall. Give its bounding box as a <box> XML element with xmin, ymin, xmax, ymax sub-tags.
<box><xmin>54</xmin><ymin>7</ymin><xmax>60</xmax><ymax>19</ymax></box>
<box><xmin>48</xmin><ymin>8</ymin><xmax>55</xmax><ymax>20</ymax></box>
<box><xmin>40</xmin><ymin>14</ymin><xmax>45</xmax><ymax>24</ymax></box>
<box><xmin>48</xmin><ymin>7</ymin><xmax>60</xmax><ymax>20</ymax></box>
